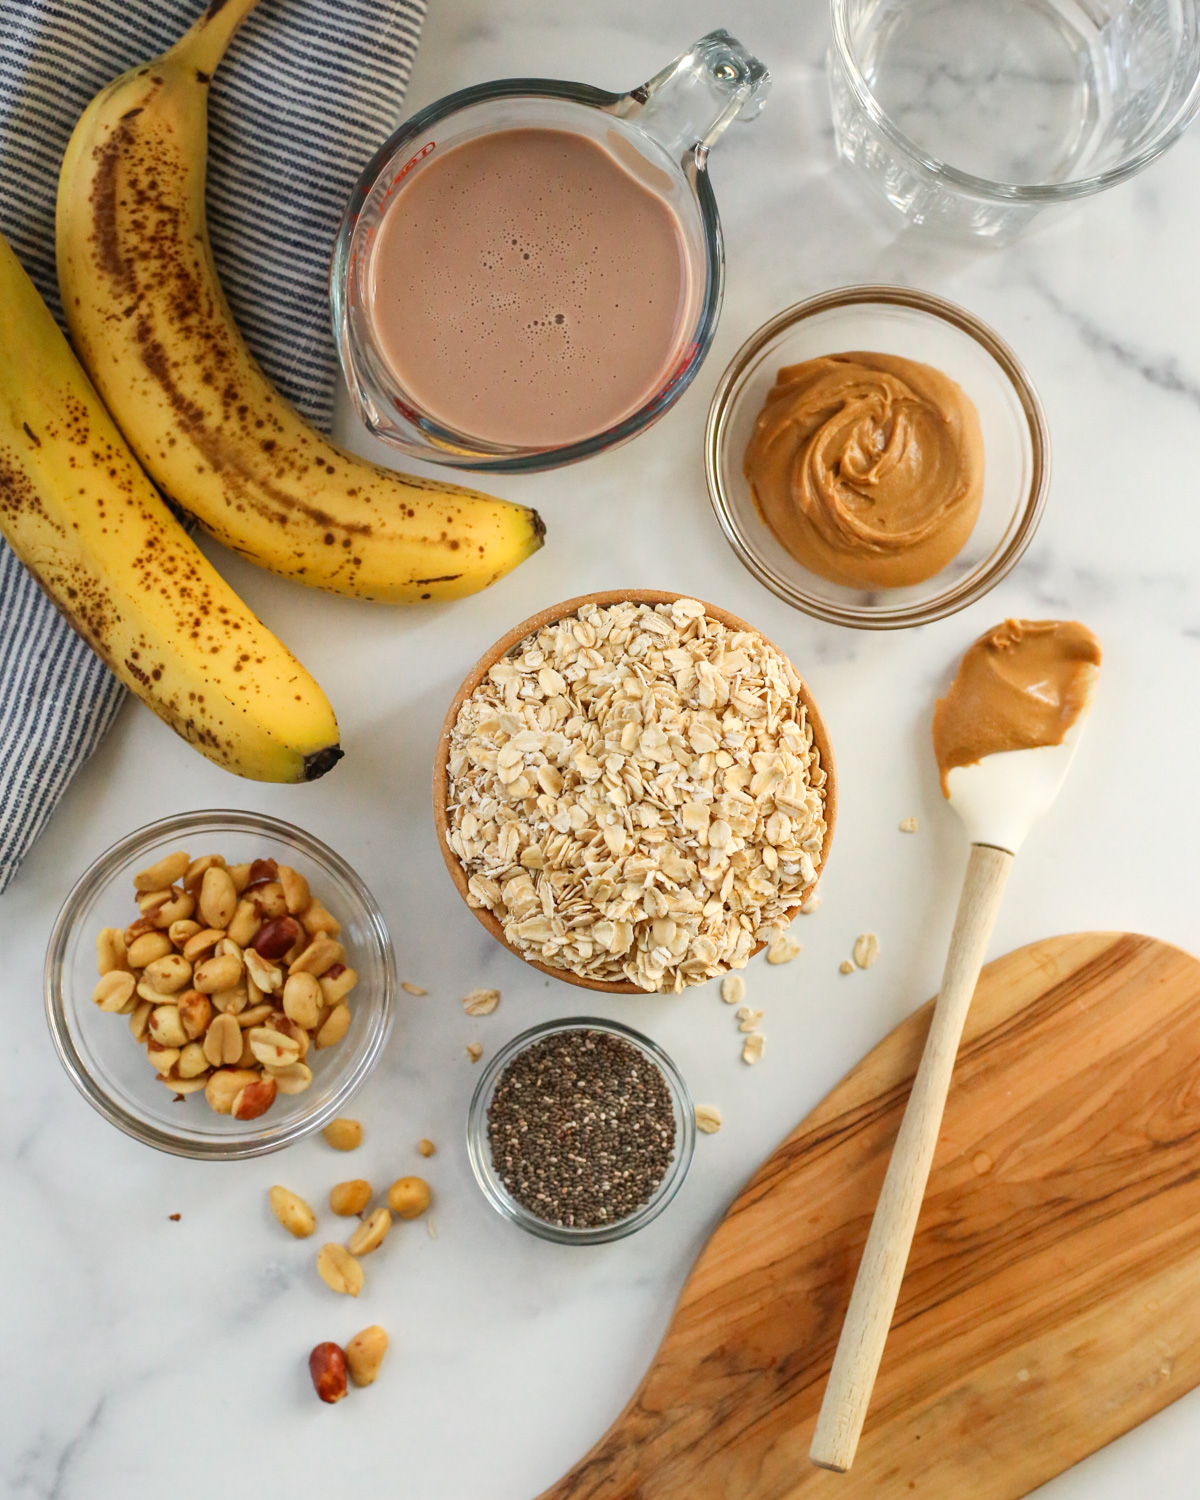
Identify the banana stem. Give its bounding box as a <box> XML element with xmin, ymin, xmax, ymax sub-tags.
<box><xmin>168</xmin><ymin>0</ymin><xmax>263</xmax><ymax>76</ymax></box>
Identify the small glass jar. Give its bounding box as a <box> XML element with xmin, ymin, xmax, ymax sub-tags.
<box><xmin>467</xmin><ymin>1018</ymin><xmax>696</xmax><ymax>1244</ymax></box>
<box><xmin>44</xmin><ymin>810</ymin><xmax>396</xmax><ymax>1160</ymax></box>
<box><xmin>705</xmin><ymin>285</ymin><xmax>1050</xmax><ymax>630</ymax></box>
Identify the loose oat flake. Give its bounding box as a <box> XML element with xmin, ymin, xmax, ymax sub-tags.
<box><xmin>720</xmin><ymin>973</ymin><xmax>746</xmax><ymax>1006</ymax></box>
<box><xmin>840</xmin><ymin>959</ymin><xmax>855</xmax><ymax>975</ymax></box>
<box><xmin>695</xmin><ymin>1104</ymin><xmax>723</xmax><ymax>1134</ymax></box>
<box><xmin>742</xmin><ymin>1033</ymin><xmax>765</xmax><ymax>1064</ymax></box>
<box><xmin>444</xmin><ymin>598</ymin><xmax>827</xmax><ymax>992</ymax></box>
<box><xmin>462</xmin><ymin>987</ymin><xmax>500</xmax><ymax>1016</ymax></box>
<box><xmin>899</xmin><ymin>817</ymin><xmax>919</xmax><ymax>833</ymax></box>
<box><xmin>736</xmin><ymin>1005</ymin><xmax>764</xmax><ymax>1033</ymax></box>
<box><xmin>466</xmin><ymin>1042</ymin><xmax>483</xmax><ymax>1063</ymax></box>
<box><xmin>402</xmin><ymin>981</ymin><xmax>428</xmax><ymax>996</ymax></box>
<box><xmin>767</xmin><ymin>932</ymin><xmax>801</xmax><ymax>965</ymax></box>
<box><xmin>853</xmin><ymin>933</ymin><xmax>879</xmax><ymax>969</ymax></box>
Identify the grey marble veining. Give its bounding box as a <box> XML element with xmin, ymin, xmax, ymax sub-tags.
<box><xmin>3</xmin><ymin>1</ymin><xmax>1200</xmax><ymax>1496</ymax></box>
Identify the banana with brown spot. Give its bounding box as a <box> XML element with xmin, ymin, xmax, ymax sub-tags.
<box><xmin>0</xmin><ymin>234</ymin><xmax>341</xmax><ymax>783</ymax></box>
<box><xmin>56</xmin><ymin>0</ymin><xmax>545</xmax><ymax>604</ymax></box>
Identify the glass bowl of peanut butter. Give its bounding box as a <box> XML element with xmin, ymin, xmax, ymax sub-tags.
<box><xmin>704</xmin><ymin>286</ymin><xmax>1050</xmax><ymax>629</ymax></box>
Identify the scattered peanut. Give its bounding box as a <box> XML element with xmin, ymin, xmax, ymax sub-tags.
<box><xmin>899</xmin><ymin>816</ymin><xmax>919</xmax><ymax>833</ymax></box>
<box><xmin>465</xmin><ymin>1042</ymin><xmax>483</xmax><ymax>1063</ymax></box>
<box><xmin>345</xmin><ymin>1325</ymin><xmax>388</xmax><ymax>1388</ymax></box>
<box><xmin>308</xmin><ymin>1341</ymin><xmax>348</xmax><ymax>1403</ymax></box>
<box><xmin>386</xmin><ymin>1177</ymin><xmax>430</xmax><ymax>1220</ymax></box>
<box><xmin>269</xmin><ymin>1185</ymin><xmax>316</xmax><ymax>1239</ymax></box>
<box><xmin>417</xmin><ymin>1138</ymin><xmax>436</xmax><ymax>1158</ymax></box>
<box><xmin>317</xmin><ymin>1242</ymin><xmax>363</xmax><ymax>1296</ymax></box>
<box><xmin>323</xmin><ymin>1118</ymin><xmax>362</xmax><ymax>1152</ymax></box>
<box><xmin>330</xmin><ymin>1179</ymin><xmax>372</xmax><ymax>1217</ymax></box>
<box><xmin>347</xmin><ymin>1207</ymin><xmax>391</xmax><ymax>1256</ymax></box>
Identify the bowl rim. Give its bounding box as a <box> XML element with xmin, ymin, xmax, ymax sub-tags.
<box><xmin>465</xmin><ymin>1015</ymin><xmax>697</xmax><ymax>1243</ymax></box>
<box><xmin>44</xmin><ymin>808</ymin><xmax>396</xmax><ymax>1161</ymax></box>
<box><xmin>704</xmin><ymin>284</ymin><xmax>1052</xmax><ymax>630</ymax></box>
<box><xmin>432</xmin><ymin>588</ymin><xmax>837</xmax><ymax>993</ymax></box>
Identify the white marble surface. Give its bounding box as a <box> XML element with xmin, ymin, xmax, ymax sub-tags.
<box><xmin>5</xmin><ymin>1</ymin><xmax>1200</xmax><ymax>1496</ymax></box>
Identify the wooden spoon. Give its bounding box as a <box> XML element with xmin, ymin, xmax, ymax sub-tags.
<box><xmin>809</xmin><ymin>664</ymin><xmax>1100</xmax><ymax>1473</ymax></box>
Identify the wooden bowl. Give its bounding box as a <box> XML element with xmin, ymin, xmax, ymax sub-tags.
<box><xmin>432</xmin><ymin>589</ymin><xmax>838</xmax><ymax>994</ymax></box>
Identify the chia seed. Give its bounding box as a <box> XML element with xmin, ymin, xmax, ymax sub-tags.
<box><xmin>486</xmin><ymin>1029</ymin><xmax>677</xmax><ymax>1229</ymax></box>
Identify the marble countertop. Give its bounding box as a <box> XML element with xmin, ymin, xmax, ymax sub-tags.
<box><xmin>5</xmin><ymin>0</ymin><xmax>1200</xmax><ymax>1496</ymax></box>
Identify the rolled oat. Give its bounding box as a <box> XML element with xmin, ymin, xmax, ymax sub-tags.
<box><xmin>444</xmin><ymin>599</ymin><xmax>826</xmax><ymax>991</ymax></box>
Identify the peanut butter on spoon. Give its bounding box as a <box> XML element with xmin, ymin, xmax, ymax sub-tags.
<box><xmin>933</xmin><ymin>619</ymin><xmax>1103</xmax><ymax>795</ymax></box>
<box><xmin>743</xmin><ymin>352</ymin><xmax>984</xmax><ymax>589</ymax></box>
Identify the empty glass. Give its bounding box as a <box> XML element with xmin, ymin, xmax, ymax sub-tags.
<box><xmin>829</xmin><ymin>0</ymin><xmax>1200</xmax><ymax>239</ymax></box>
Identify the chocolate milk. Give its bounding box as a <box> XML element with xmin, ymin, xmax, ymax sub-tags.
<box><xmin>368</xmin><ymin>128</ymin><xmax>692</xmax><ymax>448</ymax></box>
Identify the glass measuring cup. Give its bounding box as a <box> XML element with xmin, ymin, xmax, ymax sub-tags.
<box><xmin>330</xmin><ymin>32</ymin><xmax>770</xmax><ymax>471</ymax></box>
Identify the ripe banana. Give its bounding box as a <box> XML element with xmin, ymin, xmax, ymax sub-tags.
<box><xmin>56</xmin><ymin>0</ymin><xmax>544</xmax><ymax>605</ymax></box>
<box><xmin>0</xmin><ymin>234</ymin><xmax>341</xmax><ymax>783</ymax></box>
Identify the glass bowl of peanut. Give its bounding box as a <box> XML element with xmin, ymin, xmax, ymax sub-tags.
<box><xmin>45</xmin><ymin>810</ymin><xmax>396</xmax><ymax>1159</ymax></box>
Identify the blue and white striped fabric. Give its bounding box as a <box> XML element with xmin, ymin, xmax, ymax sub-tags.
<box><xmin>0</xmin><ymin>0</ymin><xmax>425</xmax><ymax>891</ymax></box>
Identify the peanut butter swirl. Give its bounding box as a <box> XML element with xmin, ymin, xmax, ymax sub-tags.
<box><xmin>933</xmin><ymin>619</ymin><xmax>1102</xmax><ymax>794</ymax></box>
<box><xmin>743</xmin><ymin>352</ymin><xmax>984</xmax><ymax>589</ymax></box>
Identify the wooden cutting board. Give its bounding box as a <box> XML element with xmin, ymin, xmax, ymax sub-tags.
<box><xmin>540</xmin><ymin>932</ymin><xmax>1200</xmax><ymax>1500</ymax></box>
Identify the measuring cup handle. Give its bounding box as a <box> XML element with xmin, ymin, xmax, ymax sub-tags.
<box><xmin>618</xmin><ymin>30</ymin><xmax>771</xmax><ymax>167</ymax></box>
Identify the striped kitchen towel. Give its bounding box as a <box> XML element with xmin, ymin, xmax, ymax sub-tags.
<box><xmin>0</xmin><ymin>0</ymin><xmax>425</xmax><ymax>892</ymax></box>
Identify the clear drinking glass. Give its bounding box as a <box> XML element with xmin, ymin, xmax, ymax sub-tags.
<box><xmin>331</xmin><ymin>32</ymin><xmax>769</xmax><ymax>471</ymax></box>
<box><xmin>828</xmin><ymin>0</ymin><xmax>1200</xmax><ymax>240</ymax></box>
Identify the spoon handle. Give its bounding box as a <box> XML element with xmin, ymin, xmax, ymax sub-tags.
<box><xmin>810</xmin><ymin>842</ymin><xmax>1014</xmax><ymax>1474</ymax></box>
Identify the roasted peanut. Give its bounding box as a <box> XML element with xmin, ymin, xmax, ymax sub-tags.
<box><xmin>159</xmin><ymin>1072</ymin><xmax>207</xmax><ymax>1094</ymax></box>
<box><xmin>127</xmin><ymin>930</ymin><xmax>173</xmax><ymax>968</ymax></box>
<box><xmin>168</xmin><ymin>918</ymin><xmax>202</xmax><ymax>949</ymax></box>
<box><xmin>128</xmin><ymin>999</ymin><xmax>153</xmax><ymax>1043</ymax></box>
<box><xmin>244</xmin><ymin>857</ymin><xmax>279</xmax><ymax>889</ymax></box>
<box><xmin>133</xmin><ymin>851</ymin><xmax>190</xmax><ymax>893</ymax></box>
<box><xmin>417</xmin><ymin>1138</ymin><xmax>436</xmax><ymax>1158</ymax></box>
<box><xmin>347</xmin><ymin>1207</ymin><xmax>391</xmax><ymax>1256</ymax></box>
<box><xmin>329</xmin><ymin>1179</ymin><xmax>372</xmax><ymax>1217</ymax></box>
<box><xmin>244</xmin><ymin>948</ymin><xmax>282</xmax><ymax>994</ymax></box>
<box><xmin>181</xmin><ymin>927</ymin><xmax>225</xmax><ymax>963</ymax></box>
<box><xmin>252</xmin><ymin>915</ymin><xmax>300</xmax><ymax>961</ymax></box>
<box><xmin>231</xmin><ymin>1075</ymin><xmax>277</xmax><ymax>1120</ymax></box>
<box><xmin>282</xmin><ymin>971</ymin><xmax>322</xmax><ymax>1030</ymax></box>
<box><xmin>96</xmin><ymin>927</ymin><xmax>127</xmax><ymax>975</ymax></box>
<box><xmin>315</xmin><ymin>1004</ymin><xmax>351</xmax><ymax>1050</ymax></box>
<box><xmin>316</xmin><ymin>1243</ymin><xmax>362</xmax><ymax>1297</ymax></box>
<box><xmin>148</xmin><ymin>1005</ymin><xmax>187</xmax><ymax>1048</ymax></box>
<box><xmin>266</xmin><ymin>1013</ymin><xmax>309</xmax><ymax>1059</ymax></box>
<box><xmin>254</xmin><ymin>882</ymin><xmax>289</xmax><ymax>919</ymax></box>
<box><xmin>146</xmin><ymin>1040</ymin><xmax>180</xmax><ymax>1074</ymax></box>
<box><xmin>248</xmin><ymin>1026</ymin><xmax>301</xmax><ymax>1070</ymax></box>
<box><xmin>290</xmin><ymin>936</ymin><xmax>344</xmax><ymax>978</ymax></box>
<box><xmin>93</xmin><ymin>970</ymin><xmax>136</xmax><ymax>1013</ymax></box>
<box><xmin>387</xmin><ymin>1176</ymin><xmax>431</xmax><ymax>1220</ymax></box>
<box><xmin>142</xmin><ymin>953</ymin><xmax>192</xmax><ymax>995</ymax></box>
<box><xmin>151</xmin><ymin>889</ymin><xmax>195</xmax><ymax>928</ymax></box>
<box><xmin>177</xmin><ymin>989</ymin><xmax>212</xmax><ymax>1040</ymax></box>
<box><xmin>199</xmin><ymin>866</ymin><xmax>237</xmax><ymax>929</ymax></box>
<box><xmin>322</xmin><ymin>1118</ymin><xmax>362</xmax><ymax>1152</ymax></box>
<box><xmin>210</xmin><ymin>985</ymin><xmax>248</xmax><ymax>1016</ymax></box>
<box><xmin>309</xmin><ymin>1341</ymin><xmax>348</xmax><ymax>1403</ymax></box>
<box><xmin>226</xmin><ymin>862</ymin><xmax>252</xmax><ymax>894</ymax></box>
<box><xmin>123</xmin><ymin>915</ymin><xmax>157</xmax><ymax>945</ymax></box>
<box><xmin>193</xmin><ymin>952</ymin><xmax>242</xmax><ymax>994</ymax></box>
<box><xmin>137</xmin><ymin>888</ymin><xmax>173</xmax><ymax>919</ymax></box>
<box><xmin>226</xmin><ymin>897</ymin><xmax>262</xmax><ymax>947</ymax></box>
<box><xmin>271</xmin><ymin>1061</ymin><xmax>313</xmax><ymax>1094</ymax></box>
<box><xmin>237</xmin><ymin>1033</ymin><xmax>257</xmax><ymax>1068</ymax></box>
<box><xmin>269</xmin><ymin>1185</ymin><xmax>316</xmax><ymax>1239</ymax></box>
<box><xmin>203</xmin><ymin>1013</ymin><xmax>243</xmax><ymax>1067</ymax></box>
<box><xmin>176</xmin><ymin>1041</ymin><xmax>209</xmax><ymax>1080</ymax></box>
<box><xmin>345</xmin><ymin>1325</ymin><xmax>388</xmax><ymax>1388</ymax></box>
<box><xmin>278</xmin><ymin>865</ymin><xmax>310</xmax><ymax>915</ymax></box>
<box><xmin>318</xmin><ymin>965</ymin><xmax>358</xmax><ymax>1006</ymax></box>
<box><xmin>236</xmin><ymin>1002</ymin><xmax>274</xmax><ymax>1029</ymax></box>
<box><xmin>182</xmin><ymin>854</ymin><xmax>224</xmax><ymax>894</ymax></box>
<box><xmin>302</xmin><ymin>899</ymin><xmax>341</xmax><ymax>939</ymax></box>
